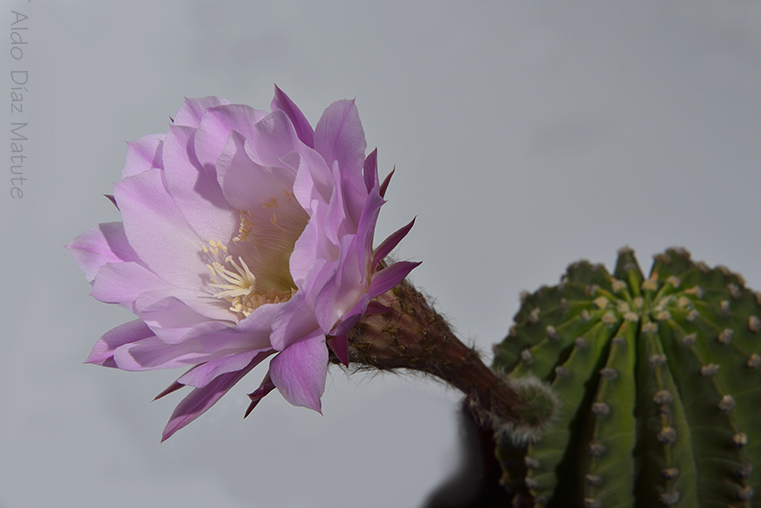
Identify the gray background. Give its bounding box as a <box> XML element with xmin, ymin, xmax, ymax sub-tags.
<box><xmin>2</xmin><ymin>1</ymin><xmax>760</xmax><ymax>507</ymax></box>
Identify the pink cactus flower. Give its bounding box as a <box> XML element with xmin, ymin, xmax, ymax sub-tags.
<box><xmin>69</xmin><ymin>87</ymin><xmax>418</xmax><ymax>440</ymax></box>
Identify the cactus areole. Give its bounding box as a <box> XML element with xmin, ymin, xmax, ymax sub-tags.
<box><xmin>493</xmin><ymin>248</ymin><xmax>761</xmax><ymax>508</ymax></box>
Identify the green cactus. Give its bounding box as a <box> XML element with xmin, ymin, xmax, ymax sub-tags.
<box><xmin>492</xmin><ymin>247</ymin><xmax>761</xmax><ymax>507</ymax></box>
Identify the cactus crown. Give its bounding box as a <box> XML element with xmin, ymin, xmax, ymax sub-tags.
<box><xmin>493</xmin><ymin>247</ymin><xmax>761</xmax><ymax>507</ymax></box>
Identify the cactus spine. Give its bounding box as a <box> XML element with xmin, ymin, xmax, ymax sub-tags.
<box><xmin>493</xmin><ymin>248</ymin><xmax>761</xmax><ymax>507</ymax></box>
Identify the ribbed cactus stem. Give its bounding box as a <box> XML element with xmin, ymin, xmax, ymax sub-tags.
<box><xmin>348</xmin><ymin>278</ymin><xmax>526</xmax><ymax>427</ymax></box>
<box><xmin>493</xmin><ymin>247</ymin><xmax>761</xmax><ymax>507</ymax></box>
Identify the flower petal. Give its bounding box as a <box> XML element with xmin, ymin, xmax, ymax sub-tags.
<box><xmin>379</xmin><ymin>167</ymin><xmax>395</xmax><ymax>198</ymax></box>
<box><xmin>115</xmin><ymin>167</ymin><xmax>207</xmax><ymax>289</ymax></box>
<box><xmin>315</xmin><ymin>99</ymin><xmax>368</xmax><ymax>225</ymax></box>
<box><xmin>161</xmin><ymin>352</ymin><xmax>267</xmax><ymax>441</ymax></box>
<box><xmin>111</xmin><ymin>320</ymin><xmax>267</xmax><ymax>372</ymax></box>
<box><xmin>362</xmin><ymin>148</ymin><xmax>378</xmax><ymax>194</ymax></box>
<box><xmin>289</xmin><ymin>203</ymin><xmax>337</xmax><ymax>288</ymax></box>
<box><xmin>245</xmin><ymin>370</ymin><xmax>276</xmax><ymax>418</ymax></box>
<box><xmin>195</xmin><ymin>302</ymin><xmax>279</xmax><ymax>353</ymax></box>
<box><xmin>216</xmin><ymin>131</ymin><xmax>296</xmax><ymax>212</ymax></box>
<box><xmin>123</xmin><ymin>134</ymin><xmax>165</xmax><ymax>178</ymax></box>
<box><xmin>162</xmin><ymin>124</ymin><xmax>236</xmax><ymax>242</ymax></box>
<box><xmin>327</xmin><ymin>334</ymin><xmax>349</xmax><ymax>366</ymax></box>
<box><xmin>314</xmin><ymin>99</ymin><xmax>366</xmax><ymax>179</ymax></box>
<box><xmin>85</xmin><ymin>319</ymin><xmax>155</xmax><ymax>368</ymax></box>
<box><xmin>194</xmin><ymin>103</ymin><xmax>268</xmax><ymax>169</ymax></box>
<box><xmin>113</xmin><ymin>335</ymin><xmax>208</xmax><ymax>371</ymax></box>
<box><xmin>324</xmin><ymin>161</ymin><xmax>355</xmax><ymax>246</ymax></box>
<box><xmin>244</xmin><ymin>109</ymin><xmax>305</xmax><ymax>169</ymax></box>
<box><xmin>272</xmin><ymin>85</ymin><xmax>315</xmax><ymax>149</ymax></box>
<box><xmin>173</xmin><ymin>96</ymin><xmax>232</xmax><ymax>128</ymax></box>
<box><xmin>270</xmin><ymin>291</ymin><xmax>321</xmax><ymax>351</ymax></box>
<box><xmin>134</xmin><ymin>289</ymin><xmax>234</xmax><ymax>338</ymax></box>
<box><xmin>91</xmin><ymin>262</ymin><xmax>173</xmax><ymax>310</ymax></box>
<box><xmin>154</xmin><ymin>380</ymin><xmax>185</xmax><ymax>401</ymax></box>
<box><xmin>269</xmin><ymin>331</ymin><xmax>328</xmax><ymax>412</ymax></box>
<box><xmin>67</xmin><ymin>222</ymin><xmax>141</xmax><ymax>283</ymax></box>
<box><xmin>355</xmin><ymin>189</ymin><xmax>386</xmax><ymax>275</ymax></box>
<box><xmin>291</xmin><ymin>149</ymin><xmax>335</xmax><ymax>213</ymax></box>
<box><xmin>367</xmin><ymin>261</ymin><xmax>421</xmax><ymax>298</ymax></box>
<box><xmin>372</xmin><ymin>217</ymin><xmax>416</xmax><ymax>270</ymax></box>
<box><xmin>177</xmin><ymin>349</ymin><xmax>274</xmax><ymax>388</ymax></box>
<box><xmin>365</xmin><ymin>300</ymin><xmax>392</xmax><ymax>316</ymax></box>
<box><xmin>314</xmin><ymin>235</ymin><xmax>363</xmax><ymax>332</ymax></box>
<box><xmin>331</xmin><ymin>294</ymin><xmax>369</xmax><ymax>337</ymax></box>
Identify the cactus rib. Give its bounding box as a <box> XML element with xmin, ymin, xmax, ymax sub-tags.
<box><xmin>493</xmin><ymin>248</ymin><xmax>761</xmax><ymax>507</ymax></box>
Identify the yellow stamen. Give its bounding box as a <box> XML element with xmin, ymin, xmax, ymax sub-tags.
<box><xmin>208</xmin><ymin>256</ymin><xmax>257</xmax><ymax>298</ymax></box>
<box><xmin>233</xmin><ymin>210</ymin><xmax>254</xmax><ymax>243</ymax></box>
<box><xmin>228</xmin><ymin>287</ymin><xmax>297</xmax><ymax>317</ymax></box>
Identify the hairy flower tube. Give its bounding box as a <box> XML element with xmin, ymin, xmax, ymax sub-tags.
<box><xmin>68</xmin><ymin>87</ymin><xmax>419</xmax><ymax>440</ymax></box>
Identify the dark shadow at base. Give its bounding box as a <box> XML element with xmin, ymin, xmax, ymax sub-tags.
<box><xmin>421</xmin><ymin>402</ymin><xmax>514</xmax><ymax>508</ymax></box>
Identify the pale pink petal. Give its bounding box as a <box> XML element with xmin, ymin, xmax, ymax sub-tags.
<box><xmin>195</xmin><ymin>303</ymin><xmax>279</xmax><ymax>353</ymax></box>
<box><xmin>245</xmin><ymin>370</ymin><xmax>276</xmax><ymax>418</ymax></box>
<box><xmin>178</xmin><ymin>349</ymin><xmax>274</xmax><ymax>388</ymax></box>
<box><xmin>289</xmin><ymin>204</ymin><xmax>337</xmax><ymax>287</ymax></box>
<box><xmin>314</xmin><ymin>235</ymin><xmax>364</xmax><ymax>332</ymax></box>
<box><xmin>122</xmin><ymin>134</ymin><xmax>164</xmax><ymax>178</ymax></box>
<box><xmin>115</xmin><ymin>168</ymin><xmax>207</xmax><ymax>290</ymax></box>
<box><xmin>379</xmin><ymin>168</ymin><xmax>395</xmax><ymax>198</ymax></box>
<box><xmin>270</xmin><ymin>292</ymin><xmax>321</xmax><ymax>351</ymax></box>
<box><xmin>332</xmin><ymin>295</ymin><xmax>369</xmax><ymax>337</ymax></box>
<box><xmin>291</xmin><ymin>145</ymin><xmax>335</xmax><ymax>212</ymax></box>
<box><xmin>372</xmin><ymin>217</ymin><xmax>416</xmax><ymax>270</ymax></box>
<box><xmin>362</xmin><ymin>148</ymin><xmax>378</xmax><ymax>193</ymax></box>
<box><xmin>143</xmin><ymin>324</ymin><xmax>198</xmax><ymax>346</ymax></box>
<box><xmin>67</xmin><ymin>222</ymin><xmax>141</xmax><ymax>282</ymax></box>
<box><xmin>300</xmin><ymin>257</ymin><xmax>336</xmax><ymax>308</ymax></box>
<box><xmin>194</xmin><ymin>104</ymin><xmax>268</xmax><ymax>169</ymax></box>
<box><xmin>85</xmin><ymin>319</ymin><xmax>155</xmax><ymax>368</ymax></box>
<box><xmin>245</xmin><ymin>109</ymin><xmax>305</xmax><ymax>168</ymax></box>
<box><xmin>161</xmin><ymin>353</ymin><xmax>267</xmax><ymax>441</ymax></box>
<box><xmin>269</xmin><ymin>331</ymin><xmax>327</xmax><ymax>412</ymax></box>
<box><xmin>354</xmin><ymin>189</ymin><xmax>386</xmax><ymax>274</ymax></box>
<box><xmin>173</xmin><ymin>96</ymin><xmax>232</xmax><ymax>128</ymax></box>
<box><xmin>154</xmin><ymin>380</ymin><xmax>185</xmax><ymax>401</ymax></box>
<box><xmin>113</xmin><ymin>336</ymin><xmax>209</xmax><ymax>371</ymax></box>
<box><xmin>134</xmin><ymin>289</ymin><xmax>234</xmax><ymax>338</ymax></box>
<box><xmin>138</xmin><ymin>288</ymin><xmax>233</xmax><ymax>320</ymax></box>
<box><xmin>91</xmin><ymin>262</ymin><xmax>173</xmax><ymax>310</ymax></box>
<box><xmin>116</xmin><ymin>327</ymin><xmax>265</xmax><ymax>373</ymax></box>
<box><xmin>162</xmin><ymin>124</ymin><xmax>236</xmax><ymax>242</ymax></box>
<box><xmin>314</xmin><ymin>99</ymin><xmax>366</xmax><ymax>180</ymax></box>
<box><xmin>368</xmin><ymin>261</ymin><xmax>421</xmax><ymax>298</ymax></box>
<box><xmin>315</xmin><ymin>100</ymin><xmax>367</xmax><ymax>228</ymax></box>
<box><xmin>323</xmin><ymin>162</ymin><xmax>351</xmax><ymax>245</ymax></box>
<box><xmin>315</xmin><ymin>99</ymin><xmax>368</xmax><ymax>225</ymax></box>
<box><xmin>272</xmin><ymin>85</ymin><xmax>315</xmax><ymax>148</ymax></box>
<box><xmin>216</xmin><ymin>131</ymin><xmax>296</xmax><ymax>212</ymax></box>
